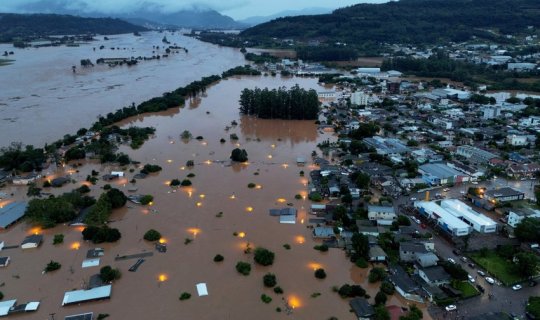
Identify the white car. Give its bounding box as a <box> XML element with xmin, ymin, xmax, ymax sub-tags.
<box><xmin>445</xmin><ymin>305</ymin><xmax>457</xmax><ymax>311</ymax></box>
<box><xmin>471</xmin><ymin>181</ymin><xmax>479</xmax><ymax>185</ymax></box>
<box><xmin>410</xmin><ymin>197</ymin><xmax>417</xmax><ymax>201</ymax></box>
<box><xmin>412</xmin><ymin>217</ymin><xmax>420</xmax><ymax>224</ymax></box>
<box><xmin>485</xmin><ymin>277</ymin><xmax>495</xmax><ymax>284</ymax></box>
<box><xmin>460</xmin><ymin>191</ymin><xmax>466</xmax><ymax>194</ymax></box>
<box><xmin>468</xmin><ymin>274</ymin><xmax>475</xmax><ymax>283</ymax></box>
<box><xmin>477</xmin><ymin>270</ymin><xmax>486</xmax><ymax>277</ymax></box>
<box><xmin>512</xmin><ymin>284</ymin><xmax>522</xmax><ymax>291</ymax></box>
<box><xmin>443</xmin><ymin>188</ymin><xmax>450</xmax><ymax>192</ymax></box>
<box><xmin>447</xmin><ymin>258</ymin><xmax>456</xmax><ymax>264</ymax></box>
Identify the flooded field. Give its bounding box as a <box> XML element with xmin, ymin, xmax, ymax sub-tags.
<box><xmin>0</xmin><ymin>31</ymin><xmax>245</xmax><ymax>147</ymax></box>
<box><xmin>0</xmin><ymin>75</ymin><xmax>431</xmax><ymax>319</ymax></box>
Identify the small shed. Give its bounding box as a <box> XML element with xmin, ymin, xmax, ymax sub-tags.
<box><xmin>65</xmin><ymin>312</ymin><xmax>94</xmax><ymax>320</ymax></box>
<box><xmin>279</xmin><ymin>215</ymin><xmax>296</xmax><ymax>224</ymax></box>
<box><xmin>21</xmin><ymin>234</ymin><xmax>43</xmax><ymax>249</ymax></box>
<box><xmin>296</xmin><ymin>157</ymin><xmax>306</xmax><ymax>166</ymax></box>
<box><xmin>196</xmin><ymin>283</ymin><xmax>208</xmax><ymax>296</ymax></box>
<box><xmin>82</xmin><ymin>259</ymin><xmax>100</xmax><ymax>268</ymax></box>
<box><xmin>51</xmin><ymin>177</ymin><xmax>70</xmax><ymax>188</ymax></box>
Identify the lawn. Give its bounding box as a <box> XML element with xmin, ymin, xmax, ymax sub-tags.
<box><xmin>452</xmin><ymin>281</ymin><xmax>479</xmax><ymax>299</ymax></box>
<box><xmin>469</xmin><ymin>251</ymin><xmax>525</xmax><ymax>286</ymax></box>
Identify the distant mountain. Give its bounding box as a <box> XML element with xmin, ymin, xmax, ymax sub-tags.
<box><xmin>241</xmin><ymin>0</ymin><xmax>540</xmax><ymax>44</ymax></box>
<box><xmin>11</xmin><ymin>0</ymin><xmax>246</xmax><ymax>30</ymax></box>
<box><xmin>0</xmin><ymin>13</ymin><xmax>147</xmax><ymax>42</ymax></box>
<box><xmin>239</xmin><ymin>8</ymin><xmax>332</xmax><ymax>26</ymax></box>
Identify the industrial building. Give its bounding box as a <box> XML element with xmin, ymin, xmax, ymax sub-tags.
<box><xmin>440</xmin><ymin>199</ymin><xmax>497</xmax><ymax>233</ymax></box>
<box><xmin>419</xmin><ymin>163</ymin><xmax>469</xmax><ymax>185</ymax></box>
<box><xmin>414</xmin><ymin>201</ymin><xmax>472</xmax><ymax>236</ymax></box>
<box><xmin>0</xmin><ymin>202</ymin><xmax>28</xmax><ymax>229</ymax></box>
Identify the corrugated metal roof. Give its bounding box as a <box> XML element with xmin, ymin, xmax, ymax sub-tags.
<box><xmin>0</xmin><ymin>202</ymin><xmax>27</xmax><ymax>228</ymax></box>
<box><xmin>62</xmin><ymin>285</ymin><xmax>112</xmax><ymax>306</ymax></box>
<box><xmin>0</xmin><ymin>300</ymin><xmax>16</xmax><ymax>316</ymax></box>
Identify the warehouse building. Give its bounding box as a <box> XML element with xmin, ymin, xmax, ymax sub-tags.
<box><xmin>419</xmin><ymin>163</ymin><xmax>469</xmax><ymax>186</ymax></box>
<box><xmin>440</xmin><ymin>199</ymin><xmax>497</xmax><ymax>233</ymax></box>
<box><xmin>414</xmin><ymin>201</ymin><xmax>472</xmax><ymax>236</ymax></box>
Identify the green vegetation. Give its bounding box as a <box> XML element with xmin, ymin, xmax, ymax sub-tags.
<box><xmin>83</xmin><ymin>189</ymin><xmax>127</xmax><ymax>226</ymax></box>
<box><xmin>213</xmin><ymin>254</ymin><xmax>224</xmax><ymax>262</ymax></box>
<box><xmin>180</xmin><ymin>179</ymin><xmax>192</xmax><ymax>186</ymax></box>
<box><xmin>141</xmin><ymin>164</ymin><xmax>162</xmax><ymax>174</ymax></box>
<box><xmin>82</xmin><ymin>226</ymin><xmax>121</xmax><ymax>243</ymax></box>
<box><xmin>374</xmin><ymin>291</ymin><xmax>387</xmax><ymax>305</ymax></box>
<box><xmin>380</xmin><ymin>281</ymin><xmax>395</xmax><ymax>295</ymax></box>
<box><xmin>140</xmin><ymin>195</ymin><xmax>154</xmax><ymax>205</ymax></box>
<box><xmin>254</xmin><ymin>247</ymin><xmax>275</xmax><ymax>266</ymax></box>
<box><xmin>283</xmin><ymin>244</ymin><xmax>291</xmax><ymax>250</ymax></box>
<box><xmin>244</xmin><ymin>52</ymin><xmax>279</xmax><ymax>64</ymax></box>
<box><xmin>26</xmin><ymin>190</ymin><xmax>96</xmax><ymax>228</ymax></box>
<box><xmin>273</xmin><ymin>286</ymin><xmax>283</xmax><ymax>294</ymax></box>
<box><xmin>0</xmin><ymin>13</ymin><xmax>146</xmax><ymax>42</ymax></box>
<box><xmin>97</xmin><ymin>314</ymin><xmax>109</xmax><ymax>320</ymax></box>
<box><xmin>44</xmin><ymin>260</ymin><xmax>61</xmax><ymax>272</ymax></box>
<box><xmin>355</xmin><ymin>258</ymin><xmax>368</xmax><ymax>268</ymax></box>
<box><xmin>314</xmin><ymin>268</ymin><xmax>327</xmax><ymax>279</ymax></box>
<box><xmin>65</xmin><ymin>147</ymin><xmax>86</xmax><ymax>161</ymax></box>
<box><xmin>440</xmin><ymin>261</ymin><xmax>468</xmax><ymax>281</ymax></box>
<box><xmin>143</xmin><ymin>229</ymin><xmax>162</xmax><ymax>241</ymax></box>
<box><xmin>179</xmin><ymin>292</ymin><xmax>192</xmax><ymax>301</ymax></box>
<box><xmin>451</xmin><ymin>281</ymin><xmax>479</xmax><ymax>299</ymax></box>
<box><xmin>400</xmin><ymin>305</ymin><xmax>423</xmax><ymax>320</ymax></box>
<box><xmin>99</xmin><ymin>266</ymin><xmax>121</xmax><ymax>282</ymax></box>
<box><xmin>515</xmin><ymin>217</ymin><xmax>540</xmax><ymax>243</ymax></box>
<box><xmin>527</xmin><ymin>297</ymin><xmax>540</xmax><ymax>319</ymax></box>
<box><xmin>53</xmin><ymin>234</ymin><xmax>64</xmax><ymax>245</ymax></box>
<box><xmin>230</xmin><ymin>148</ymin><xmax>248</xmax><ymax>162</ymax></box>
<box><xmin>260</xmin><ymin>294</ymin><xmax>272</xmax><ymax>304</ymax></box>
<box><xmin>263</xmin><ymin>273</ymin><xmax>277</xmax><ymax>287</ymax></box>
<box><xmin>221</xmin><ymin>65</ymin><xmax>261</xmax><ymax>78</ymax></box>
<box><xmin>0</xmin><ymin>143</ymin><xmax>45</xmax><ymax>172</ymax></box>
<box><xmin>313</xmin><ymin>244</ymin><xmax>329</xmax><ymax>252</ymax></box>
<box><xmin>239</xmin><ymin>85</ymin><xmax>319</xmax><ymax>120</ymax></box>
<box><xmin>235</xmin><ymin>261</ymin><xmax>252</xmax><ymax>276</ymax></box>
<box><xmin>170</xmin><ymin>179</ymin><xmax>181</xmax><ymax>187</ymax></box>
<box><xmin>337</xmin><ymin>284</ymin><xmax>366</xmax><ymax>298</ymax></box>
<box><xmin>247</xmin><ymin>183</ymin><xmax>256</xmax><ymax>188</ymax></box>
<box><xmin>470</xmin><ymin>250</ymin><xmax>527</xmax><ymax>285</ymax></box>
<box><xmin>368</xmin><ymin>267</ymin><xmax>387</xmax><ymax>283</ymax></box>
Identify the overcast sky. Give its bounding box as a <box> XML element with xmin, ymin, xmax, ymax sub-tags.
<box><xmin>0</xmin><ymin>0</ymin><xmax>391</xmax><ymax>19</ymax></box>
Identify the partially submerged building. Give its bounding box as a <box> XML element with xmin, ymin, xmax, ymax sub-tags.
<box><xmin>62</xmin><ymin>285</ymin><xmax>112</xmax><ymax>306</ymax></box>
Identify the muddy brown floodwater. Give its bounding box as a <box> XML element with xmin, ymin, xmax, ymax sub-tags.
<box><xmin>0</xmin><ymin>31</ymin><xmax>245</xmax><ymax>147</ymax></box>
<box><xmin>0</xmin><ymin>75</ymin><xmax>431</xmax><ymax>320</ymax></box>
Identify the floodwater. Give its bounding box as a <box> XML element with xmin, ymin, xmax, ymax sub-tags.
<box><xmin>0</xmin><ymin>77</ymin><xmax>432</xmax><ymax>318</ymax></box>
<box><xmin>0</xmin><ymin>31</ymin><xmax>245</xmax><ymax>148</ymax></box>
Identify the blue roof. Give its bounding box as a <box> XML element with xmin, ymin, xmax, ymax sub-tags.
<box><xmin>0</xmin><ymin>202</ymin><xmax>27</xmax><ymax>229</ymax></box>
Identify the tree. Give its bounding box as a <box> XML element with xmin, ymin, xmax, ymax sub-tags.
<box><xmin>140</xmin><ymin>195</ymin><xmax>154</xmax><ymax>205</ymax></box>
<box><xmin>515</xmin><ymin>252</ymin><xmax>539</xmax><ymax>278</ymax></box>
<box><xmin>397</xmin><ymin>215</ymin><xmax>411</xmax><ymax>226</ymax></box>
<box><xmin>26</xmin><ymin>196</ymin><xmax>77</xmax><ymax>228</ymax></box>
<box><xmin>380</xmin><ymin>281</ymin><xmax>395</xmax><ymax>295</ymax></box>
<box><xmin>440</xmin><ymin>261</ymin><xmax>468</xmax><ymax>281</ymax></box>
<box><xmin>369</xmin><ymin>267</ymin><xmax>387</xmax><ymax>283</ymax></box>
<box><xmin>314</xmin><ymin>268</ymin><xmax>327</xmax><ymax>279</ymax></box>
<box><xmin>263</xmin><ymin>273</ymin><xmax>277</xmax><ymax>287</ymax></box>
<box><xmin>44</xmin><ymin>260</ymin><xmax>61</xmax><ymax>272</ymax></box>
<box><xmin>527</xmin><ymin>297</ymin><xmax>540</xmax><ymax>319</ymax></box>
<box><xmin>106</xmin><ymin>188</ymin><xmax>127</xmax><ymax>209</ymax></box>
<box><xmin>400</xmin><ymin>304</ymin><xmax>423</xmax><ymax>320</ymax></box>
<box><xmin>235</xmin><ymin>261</ymin><xmax>251</xmax><ymax>275</ymax></box>
<box><xmin>170</xmin><ymin>179</ymin><xmax>181</xmax><ymax>187</ymax></box>
<box><xmin>254</xmin><ymin>247</ymin><xmax>275</xmax><ymax>266</ymax></box>
<box><xmin>82</xmin><ymin>226</ymin><xmax>121</xmax><ymax>243</ymax></box>
<box><xmin>230</xmin><ymin>148</ymin><xmax>248</xmax><ymax>162</ymax></box>
<box><xmin>144</xmin><ymin>229</ymin><xmax>161</xmax><ymax>241</ymax></box>
<box><xmin>375</xmin><ymin>291</ymin><xmax>387</xmax><ymax>305</ymax></box>
<box><xmin>351</xmin><ymin>232</ymin><xmax>370</xmax><ymax>259</ymax></box>
<box><xmin>53</xmin><ymin>234</ymin><xmax>64</xmax><ymax>245</ymax></box>
<box><xmin>99</xmin><ymin>265</ymin><xmax>121</xmax><ymax>282</ymax></box>
<box><xmin>374</xmin><ymin>305</ymin><xmax>390</xmax><ymax>320</ymax></box>
<box><xmin>213</xmin><ymin>254</ymin><xmax>224</xmax><ymax>262</ymax></box>
<box><xmin>355</xmin><ymin>172</ymin><xmax>370</xmax><ymax>189</ymax></box>
<box><xmin>515</xmin><ymin>218</ymin><xmax>540</xmax><ymax>243</ymax></box>
<box><xmin>84</xmin><ymin>193</ymin><xmax>112</xmax><ymax>225</ymax></box>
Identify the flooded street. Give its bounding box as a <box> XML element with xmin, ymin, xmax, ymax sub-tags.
<box><xmin>0</xmin><ymin>31</ymin><xmax>245</xmax><ymax>147</ymax></box>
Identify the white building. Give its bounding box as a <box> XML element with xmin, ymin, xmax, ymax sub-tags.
<box><xmin>351</xmin><ymin>92</ymin><xmax>369</xmax><ymax>106</ymax></box>
<box><xmin>440</xmin><ymin>199</ymin><xmax>497</xmax><ymax>233</ymax></box>
<box><xmin>507</xmin><ymin>208</ymin><xmax>540</xmax><ymax>228</ymax></box>
<box><xmin>414</xmin><ymin>201</ymin><xmax>472</xmax><ymax>236</ymax></box>
<box><xmin>367</xmin><ymin>205</ymin><xmax>397</xmax><ymax>225</ymax></box>
<box><xmin>506</xmin><ymin>135</ymin><xmax>528</xmax><ymax>146</ymax></box>
<box><xmin>482</xmin><ymin>106</ymin><xmax>501</xmax><ymax>120</ymax></box>
<box><xmin>507</xmin><ymin>63</ymin><xmax>536</xmax><ymax>71</ymax></box>
<box><xmin>519</xmin><ymin>116</ymin><xmax>540</xmax><ymax>128</ymax></box>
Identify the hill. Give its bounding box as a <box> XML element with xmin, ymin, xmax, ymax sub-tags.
<box><xmin>241</xmin><ymin>0</ymin><xmax>540</xmax><ymax>45</ymax></box>
<box><xmin>0</xmin><ymin>13</ymin><xmax>147</xmax><ymax>42</ymax></box>
<box><xmin>239</xmin><ymin>8</ymin><xmax>332</xmax><ymax>27</ymax></box>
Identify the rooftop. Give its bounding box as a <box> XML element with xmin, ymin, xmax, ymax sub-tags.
<box><xmin>62</xmin><ymin>285</ymin><xmax>112</xmax><ymax>306</ymax></box>
<box><xmin>419</xmin><ymin>163</ymin><xmax>462</xmax><ymax>179</ymax></box>
<box><xmin>0</xmin><ymin>202</ymin><xmax>28</xmax><ymax>229</ymax></box>
<box><xmin>485</xmin><ymin>187</ymin><xmax>524</xmax><ymax>198</ymax></box>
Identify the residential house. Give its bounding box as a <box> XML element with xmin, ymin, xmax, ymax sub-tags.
<box><xmin>506</xmin><ymin>135</ymin><xmax>528</xmax><ymax>146</ymax></box>
<box><xmin>506</xmin><ymin>163</ymin><xmax>540</xmax><ymax>178</ymax></box>
<box><xmin>484</xmin><ymin>187</ymin><xmax>525</xmax><ymax>203</ymax></box>
<box><xmin>369</xmin><ymin>245</ymin><xmax>388</xmax><ymax>262</ymax></box>
<box><xmin>507</xmin><ymin>208</ymin><xmax>540</xmax><ymax>228</ymax></box>
<box><xmin>312</xmin><ymin>227</ymin><xmax>335</xmax><ymax>239</ymax></box>
<box><xmin>21</xmin><ymin>234</ymin><xmax>43</xmax><ymax>249</ymax></box>
<box><xmin>455</xmin><ymin>145</ymin><xmax>499</xmax><ymax>164</ymax></box>
<box><xmin>399</xmin><ymin>243</ymin><xmax>428</xmax><ymax>262</ymax></box>
<box><xmin>419</xmin><ymin>163</ymin><xmax>469</xmax><ymax>186</ymax></box>
<box><xmin>389</xmin><ymin>266</ymin><xmax>423</xmax><ymax>303</ymax></box>
<box><xmin>349</xmin><ymin>297</ymin><xmax>374</xmax><ymax>320</ymax></box>
<box><xmin>416</xmin><ymin>253</ymin><xmax>439</xmax><ymax>268</ymax></box>
<box><xmin>367</xmin><ymin>205</ymin><xmax>397</xmax><ymax>225</ymax></box>
<box><xmin>418</xmin><ymin>266</ymin><xmax>451</xmax><ymax>286</ymax></box>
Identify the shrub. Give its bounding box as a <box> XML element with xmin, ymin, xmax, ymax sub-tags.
<box><xmin>77</xmin><ymin>184</ymin><xmax>91</xmax><ymax>194</ymax></box>
<box><xmin>106</xmin><ymin>188</ymin><xmax>127</xmax><ymax>208</ymax></box>
<box><xmin>368</xmin><ymin>267</ymin><xmax>386</xmax><ymax>283</ymax></box>
<box><xmin>180</xmin><ymin>179</ymin><xmax>192</xmax><ymax>186</ymax></box>
<box><xmin>254</xmin><ymin>247</ymin><xmax>275</xmax><ymax>266</ymax></box>
<box><xmin>314</xmin><ymin>268</ymin><xmax>327</xmax><ymax>279</ymax></box>
<box><xmin>380</xmin><ymin>281</ymin><xmax>395</xmax><ymax>295</ymax></box>
<box><xmin>247</xmin><ymin>183</ymin><xmax>256</xmax><ymax>188</ymax></box>
<box><xmin>375</xmin><ymin>291</ymin><xmax>387</xmax><ymax>305</ymax></box>
<box><xmin>213</xmin><ymin>254</ymin><xmax>224</xmax><ymax>262</ymax></box>
<box><xmin>236</xmin><ymin>261</ymin><xmax>251</xmax><ymax>276</ymax></box>
<box><xmin>53</xmin><ymin>234</ymin><xmax>64</xmax><ymax>245</ymax></box>
<box><xmin>220</xmin><ymin>138</ymin><xmax>226</xmax><ymax>143</ymax></box>
<box><xmin>0</xmin><ymin>292</ymin><xmax>3</xmax><ymax>300</ymax></box>
<box><xmin>82</xmin><ymin>226</ymin><xmax>121</xmax><ymax>243</ymax></box>
<box><xmin>170</xmin><ymin>179</ymin><xmax>181</xmax><ymax>187</ymax></box>
<box><xmin>273</xmin><ymin>286</ymin><xmax>283</xmax><ymax>294</ymax></box>
<box><xmin>309</xmin><ymin>192</ymin><xmax>322</xmax><ymax>202</ymax></box>
<box><xmin>186</xmin><ymin>160</ymin><xmax>194</xmax><ymax>167</ymax></box>
<box><xmin>338</xmin><ymin>284</ymin><xmax>366</xmax><ymax>298</ymax></box>
<box><xmin>97</xmin><ymin>314</ymin><xmax>109</xmax><ymax>320</ymax></box>
<box><xmin>314</xmin><ymin>244</ymin><xmax>329</xmax><ymax>252</ymax></box>
<box><xmin>103</xmin><ymin>184</ymin><xmax>111</xmax><ymax>190</ymax></box>
<box><xmin>355</xmin><ymin>258</ymin><xmax>368</xmax><ymax>268</ymax></box>
<box><xmin>261</xmin><ymin>294</ymin><xmax>272</xmax><ymax>304</ymax></box>
<box><xmin>100</xmin><ymin>266</ymin><xmax>121</xmax><ymax>282</ymax></box>
<box><xmin>230</xmin><ymin>148</ymin><xmax>248</xmax><ymax>162</ymax></box>
<box><xmin>294</xmin><ymin>194</ymin><xmax>302</xmax><ymax>200</ymax></box>
<box><xmin>43</xmin><ymin>180</ymin><xmax>51</xmax><ymax>188</ymax></box>
<box><xmin>143</xmin><ymin>229</ymin><xmax>162</xmax><ymax>241</ymax></box>
<box><xmin>141</xmin><ymin>164</ymin><xmax>162</xmax><ymax>174</ymax></box>
<box><xmin>179</xmin><ymin>292</ymin><xmax>191</xmax><ymax>300</ymax></box>
<box><xmin>187</xmin><ymin>173</ymin><xmax>196</xmax><ymax>178</ymax></box>
<box><xmin>140</xmin><ymin>195</ymin><xmax>154</xmax><ymax>205</ymax></box>
<box><xmin>283</xmin><ymin>244</ymin><xmax>291</xmax><ymax>250</ymax></box>
<box><xmin>263</xmin><ymin>273</ymin><xmax>277</xmax><ymax>287</ymax></box>
<box><xmin>44</xmin><ymin>260</ymin><xmax>61</xmax><ymax>272</ymax></box>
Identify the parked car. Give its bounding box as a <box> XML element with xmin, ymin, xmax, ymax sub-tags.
<box><xmin>477</xmin><ymin>270</ymin><xmax>486</xmax><ymax>277</ymax></box>
<box><xmin>410</xmin><ymin>197</ymin><xmax>417</xmax><ymax>201</ymax></box>
<box><xmin>443</xmin><ymin>188</ymin><xmax>450</xmax><ymax>192</ymax></box>
<box><xmin>468</xmin><ymin>274</ymin><xmax>475</xmax><ymax>283</ymax></box>
<box><xmin>529</xmin><ymin>280</ymin><xmax>538</xmax><ymax>287</ymax></box>
<box><xmin>447</xmin><ymin>258</ymin><xmax>456</xmax><ymax>264</ymax></box>
<box><xmin>476</xmin><ymin>284</ymin><xmax>485</xmax><ymax>293</ymax></box>
<box><xmin>452</xmin><ymin>249</ymin><xmax>460</xmax><ymax>255</ymax></box>
<box><xmin>412</xmin><ymin>217</ymin><xmax>420</xmax><ymax>224</ymax></box>
<box><xmin>468</xmin><ymin>262</ymin><xmax>475</xmax><ymax>268</ymax></box>
<box><xmin>461</xmin><ymin>256</ymin><xmax>468</xmax><ymax>262</ymax></box>
<box><xmin>445</xmin><ymin>305</ymin><xmax>457</xmax><ymax>311</ymax></box>
<box><xmin>485</xmin><ymin>277</ymin><xmax>495</xmax><ymax>284</ymax></box>
<box><xmin>512</xmin><ymin>284</ymin><xmax>522</xmax><ymax>291</ymax></box>
<box><xmin>472</xmin><ymin>181</ymin><xmax>479</xmax><ymax>185</ymax></box>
